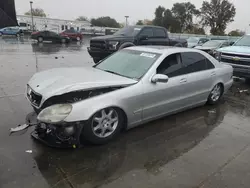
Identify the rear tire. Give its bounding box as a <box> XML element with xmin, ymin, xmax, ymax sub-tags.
<box><xmin>174</xmin><ymin>43</ymin><xmax>183</xmax><ymax>47</ymax></box>
<box><xmin>82</xmin><ymin>107</ymin><xmax>124</xmax><ymax>145</ymax></box>
<box><xmin>207</xmin><ymin>84</ymin><xmax>223</xmax><ymax>105</ymax></box>
<box><xmin>61</xmin><ymin>38</ymin><xmax>66</xmax><ymax>43</ymax></box>
<box><xmin>37</xmin><ymin>37</ymin><xmax>43</xmax><ymax>43</ymax></box>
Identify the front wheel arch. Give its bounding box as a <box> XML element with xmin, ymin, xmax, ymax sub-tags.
<box><xmin>82</xmin><ymin>106</ymin><xmax>127</xmax><ymax>144</ymax></box>
<box><xmin>118</xmin><ymin>42</ymin><xmax>135</xmax><ymax>50</ymax></box>
<box><xmin>88</xmin><ymin>106</ymin><xmax>128</xmax><ymax>130</ymax></box>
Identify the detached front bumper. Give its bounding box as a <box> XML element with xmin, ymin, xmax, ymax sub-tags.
<box><xmin>31</xmin><ymin>121</ymin><xmax>84</xmax><ymax>148</ymax></box>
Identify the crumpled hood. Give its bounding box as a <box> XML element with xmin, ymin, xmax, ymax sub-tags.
<box><xmin>217</xmin><ymin>46</ymin><xmax>250</xmax><ymax>55</ymax></box>
<box><xmin>195</xmin><ymin>46</ymin><xmax>216</xmax><ymax>50</ymax></box>
<box><xmin>28</xmin><ymin>67</ymin><xmax>137</xmax><ymax>100</ymax></box>
<box><xmin>188</xmin><ymin>42</ymin><xmax>198</xmax><ymax>48</ymax></box>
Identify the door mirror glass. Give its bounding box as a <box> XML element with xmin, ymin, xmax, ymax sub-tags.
<box><xmin>151</xmin><ymin>74</ymin><xmax>169</xmax><ymax>83</ymax></box>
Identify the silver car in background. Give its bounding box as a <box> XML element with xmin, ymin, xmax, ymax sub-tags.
<box><xmin>26</xmin><ymin>46</ymin><xmax>233</xmax><ymax>147</ymax></box>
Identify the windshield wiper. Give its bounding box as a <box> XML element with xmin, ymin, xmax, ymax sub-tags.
<box><xmin>103</xmin><ymin>70</ymin><xmax>124</xmax><ymax>76</ymax></box>
<box><xmin>103</xmin><ymin>70</ymin><xmax>136</xmax><ymax>80</ymax></box>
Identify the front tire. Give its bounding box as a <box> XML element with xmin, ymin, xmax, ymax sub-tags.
<box><xmin>207</xmin><ymin>84</ymin><xmax>223</xmax><ymax>105</ymax></box>
<box><xmin>82</xmin><ymin>107</ymin><xmax>124</xmax><ymax>145</ymax></box>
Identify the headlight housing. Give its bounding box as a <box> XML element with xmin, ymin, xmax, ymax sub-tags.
<box><xmin>215</xmin><ymin>51</ymin><xmax>222</xmax><ymax>61</ymax></box>
<box><xmin>37</xmin><ymin>104</ymin><xmax>72</xmax><ymax>123</ymax></box>
<box><xmin>108</xmin><ymin>41</ymin><xmax>119</xmax><ymax>50</ymax></box>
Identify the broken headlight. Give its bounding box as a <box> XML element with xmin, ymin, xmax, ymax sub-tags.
<box><xmin>215</xmin><ymin>51</ymin><xmax>222</xmax><ymax>61</ymax></box>
<box><xmin>37</xmin><ymin>104</ymin><xmax>72</xmax><ymax>123</ymax></box>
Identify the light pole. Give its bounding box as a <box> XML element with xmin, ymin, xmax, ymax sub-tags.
<box><xmin>30</xmin><ymin>1</ymin><xmax>35</xmax><ymax>31</ymax></box>
<box><xmin>125</xmin><ymin>16</ymin><xmax>129</xmax><ymax>27</ymax></box>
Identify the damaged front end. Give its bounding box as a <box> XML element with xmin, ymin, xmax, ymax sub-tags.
<box><xmin>26</xmin><ymin>86</ymin><xmax>127</xmax><ymax>148</ymax></box>
<box><xmin>31</xmin><ymin>121</ymin><xmax>84</xmax><ymax>148</ymax></box>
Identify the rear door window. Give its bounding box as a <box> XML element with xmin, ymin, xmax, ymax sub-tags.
<box><xmin>153</xmin><ymin>28</ymin><xmax>166</xmax><ymax>38</ymax></box>
<box><xmin>139</xmin><ymin>28</ymin><xmax>153</xmax><ymax>38</ymax></box>
<box><xmin>181</xmin><ymin>52</ymin><xmax>214</xmax><ymax>74</ymax></box>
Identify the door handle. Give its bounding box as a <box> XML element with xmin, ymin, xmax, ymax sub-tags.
<box><xmin>180</xmin><ymin>78</ymin><xmax>187</xmax><ymax>83</ymax></box>
<box><xmin>211</xmin><ymin>71</ymin><xmax>216</xmax><ymax>76</ymax></box>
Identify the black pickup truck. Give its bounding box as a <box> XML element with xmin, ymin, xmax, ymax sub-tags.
<box><xmin>87</xmin><ymin>25</ymin><xmax>188</xmax><ymax>63</ymax></box>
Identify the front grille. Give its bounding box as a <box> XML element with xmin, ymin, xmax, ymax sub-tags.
<box><xmin>221</xmin><ymin>52</ymin><xmax>250</xmax><ymax>66</ymax></box>
<box><xmin>222</xmin><ymin>53</ymin><xmax>250</xmax><ymax>59</ymax></box>
<box><xmin>90</xmin><ymin>40</ymin><xmax>107</xmax><ymax>50</ymax></box>
<box><xmin>27</xmin><ymin>86</ymin><xmax>42</xmax><ymax>107</ymax></box>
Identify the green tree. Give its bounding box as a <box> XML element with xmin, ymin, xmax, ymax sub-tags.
<box><xmin>186</xmin><ymin>25</ymin><xmax>206</xmax><ymax>34</ymax></box>
<box><xmin>228</xmin><ymin>29</ymin><xmax>245</xmax><ymax>36</ymax></box>
<box><xmin>25</xmin><ymin>8</ymin><xmax>46</xmax><ymax>17</ymax></box>
<box><xmin>76</xmin><ymin>16</ymin><xmax>88</xmax><ymax>21</ymax></box>
<box><xmin>152</xmin><ymin>6</ymin><xmax>165</xmax><ymax>26</ymax></box>
<box><xmin>153</xmin><ymin>6</ymin><xmax>181</xmax><ymax>33</ymax></box>
<box><xmin>200</xmin><ymin>0</ymin><xmax>236</xmax><ymax>35</ymax></box>
<box><xmin>136</xmin><ymin>20</ymin><xmax>144</xmax><ymax>25</ymax></box>
<box><xmin>163</xmin><ymin>9</ymin><xmax>181</xmax><ymax>33</ymax></box>
<box><xmin>90</xmin><ymin>17</ymin><xmax>120</xmax><ymax>28</ymax></box>
<box><xmin>171</xmin><ymin>2</ymin><xmax>200</xmax><ymax>32</ymax></box>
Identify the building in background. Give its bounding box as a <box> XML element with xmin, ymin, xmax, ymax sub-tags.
<box><xmin>17</xmin><ymin>15</ymin><xmax>92</xmax><ymax>33</ymax></box>
<box><xmin>0</xmin><ymin>0</ymin><xmax>18</xmax><ymax>28</ymax></box>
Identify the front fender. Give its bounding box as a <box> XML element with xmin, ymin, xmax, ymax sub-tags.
<box><xmin>63</xmin><ymin>83</ymin><xmax>143</xmax><ymax>125</ymax></box>
<box><xmin>64</xmin><ymin>98</ymin><xmax>123</xmax><ymax>122</ymax></box>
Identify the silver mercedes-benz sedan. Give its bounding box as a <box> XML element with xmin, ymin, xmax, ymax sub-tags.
<box><xmin>26</xmin><ymin>46</ymin><xmax>233</xmax><ymax>147</ymax></box>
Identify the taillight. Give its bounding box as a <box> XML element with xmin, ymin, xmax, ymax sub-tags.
<box><xmin>31</xmin><ymin>31</ymin><xmax>39</xmax><ymax>35</ymax></box>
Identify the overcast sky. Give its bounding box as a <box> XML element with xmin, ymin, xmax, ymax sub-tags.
<box><xmin>15</xmin><ymin>0</ymin><xmax>250</xmax><ymax>33</ymax></box>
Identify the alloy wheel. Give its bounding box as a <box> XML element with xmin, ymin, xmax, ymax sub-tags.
<box><xmin>91</xmin><ymin>108</ymin><xmax>119</xmax><ymax>138</ymax></box>
<box><xmin>210</xmin><ymin>84</ymin><xmax>222</xmax><ymax>102</ymax></box>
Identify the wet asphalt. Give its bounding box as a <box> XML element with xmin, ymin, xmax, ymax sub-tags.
<box><xmin>1</xmin><ymin>36</ymin><xmax>250</xmax><ymax>188</ymax></box>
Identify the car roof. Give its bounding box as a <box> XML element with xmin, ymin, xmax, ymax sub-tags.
<box><xmin>127</xmin><ymin>46</ymin><xmax>204</xmax><ymax>54</ymax></box>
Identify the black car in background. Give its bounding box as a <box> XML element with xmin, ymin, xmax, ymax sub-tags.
<box><xmin>88</xmin><ymin>25</ymin><xmax>187</xmax><ymax>63</ymax></box>
<box><xmin>31</xmin><ymin>30</ymin><xmax>70</xmax><ymax>43</ymax></box>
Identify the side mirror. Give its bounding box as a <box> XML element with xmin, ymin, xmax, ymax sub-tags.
<box><xmin>139</xmin><ymin>35</ymin><xmax>148</xmax><ymax>40</ymax></box>
<box><xmin>230</xmin><ymin>42</ymin><xmax>235</xmax><ymax>46</ymax></box>
<box><xmin>151</xmin><ymin>74</ymin><xmax>169</xmax><ymax>83</ymax></box>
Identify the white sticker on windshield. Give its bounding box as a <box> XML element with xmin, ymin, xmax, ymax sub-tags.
<box><xmin>140</xmin><ymin>53</ymin><xmax>156</xmax><ymax>58</ymax></box>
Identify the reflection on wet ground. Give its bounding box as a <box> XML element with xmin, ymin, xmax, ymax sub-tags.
<box><xmin>1</xmin><ymin>37</ymin><xmax>250</xmax><ymax>188</ymax></box>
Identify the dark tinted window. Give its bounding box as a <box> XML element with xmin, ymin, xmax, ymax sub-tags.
<box><xmin>48</xmin><ymin>31</ymin><xmax>58</xmax><ymax>36</ymax></box>
<box><xmin>139</xmin><ymin>28</ymin><xmax>153</xmax><ymax>37</ymax></box>
<box><xmin>181</xmin><ymin>52</ymin><xmax>214</xmax><ymax>74</ymax></box>
<box><xmin>153</xmin><ymin>28</ymin><xmax>166</xmax><ymax>37</ymax></box>
<box><xmin>156</xmin><ymin>54</ymin><xmax>183</xmax><ymax>77</ymax></box>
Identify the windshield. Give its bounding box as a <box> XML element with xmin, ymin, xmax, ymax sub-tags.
<box><xmin>113</xmin><ymin>26</ymin><xmax>142</xmax><ymax>36</ymax></box>
<box><xmin>234</xmin><ymin>35</ymin><xmax>250</xmax><ymax>47</ymax></box>
<box><xmin>202</xmin><ymin>40</ymin><xmax>221</xmax><ymax>47</ymax></box>
<box><xmin>187</xmin><ymin>37</ymin><xmax>199</xmax><ymax>43</ymax></box>
<box><xmin>95</xmin><ymin>49</ymin><xmax>160</xmax><ymax>79</ymax></box>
